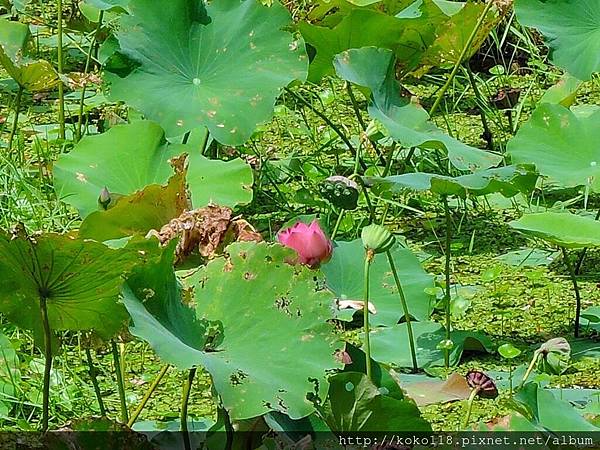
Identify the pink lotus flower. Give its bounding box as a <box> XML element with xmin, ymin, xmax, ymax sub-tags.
<box><xmin>277</xmin><ymin>220</ymin><xmax>332</xmax><ymax>268</ymax></box>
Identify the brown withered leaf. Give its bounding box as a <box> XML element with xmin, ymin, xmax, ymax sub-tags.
<box><xmin>65</xmin><ymin>72</ymin><xmax>103</xmax><ymax>89</ymax></box>
<box><xmin>147</xmin><ymin>205</ymin><xmax>262</xmax><ymax>262</ymax></box>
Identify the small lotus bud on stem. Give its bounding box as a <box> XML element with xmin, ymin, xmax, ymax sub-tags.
<box><xmin>98</xmin><ymin>186</ymin><xmax>111</xmax><ymax>210</ymax></box>
<box><xmin>361</xmin><ymin>224</ymin><xmax>395</xmax><ymax>255</ymax></box>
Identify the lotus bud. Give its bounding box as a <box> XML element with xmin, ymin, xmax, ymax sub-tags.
<box><xmin>466</xmin><ymin>370</ymin><xmax>498</xmax><ymax>399</ymax></box>
<box><xmin>277</xmin><ymin>220</ymin><xmax>332</xmax><ymax>268</ymax></box>
<box><xmin>98</xmin><ymin>186</ymin><xmax>111</xmax><ymax>210</ymax></box>
<box><xmin>361</xmin><ymin>224</ymin><xmax>395</xmax><ymax>258</ymax></box>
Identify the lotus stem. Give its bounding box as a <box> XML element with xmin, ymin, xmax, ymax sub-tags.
<box><xmin>443</xmin><ymin>195</ymin><xmax>453</xmax><ymax>370</ymax></box>
<box><xmin>562</xmin><ymin>247</ymin><xmax>582</xmax><ymax>337</ymax></box>
<box><xmin>330</xmin><ymin>210</ymin><xmax>345</xmax><ymax>241</ymax></box>
<box><xmin>284</xmin><ymin>87</ymin><xmax>366</xmax><ymax>171</ymax></box>
<box><xmin>111</xmin><ymin>340</ymin><xmax>129</xmax><ymax>423</ymax></box>
<box><xmin>363</xmin><ymin>250</ymin><xmax>374</xmax><ymax>381</ymax></box>
<box><xmin>429</xmin><ymin>1</ymin><xmax>495</xmax><ymax>117</ymax></box>
<box><xmin>346</xmin><ymin>83</ymin><xmax>386</xmax><ymax>166</ymax></box>
<box><xmin>85</xmin><ymin>348</ymin><xmax>106</xmax><ymax>416</ymax></box>
<box><xmin>127</xmin><ymin>364</ymin><xmax>170</xmax><ymax>427</ymax></box>
<box><xmin>8</xmin><ymin>85</ymin><xmax>24</xmax><ymax>160</ymax></box>
<box><xmin>57</xmin><ymin>0</ymin><xmax>65</xmax><ymax>140</ymax></box>
<box><xmin>76</xmin><ymin>11</ymin><xmax>104</xmax><ymax>142</ymax></box>
<box><xmin>386</xmin><ymin>250</ymin><xmax>418</xmax><ymax>372</ymax></box>
<box><xmin>575</xmin><ymin>208</ymin><xmax>600</xmax><ymax>274</ymax></box>
<box><xmin>40</xmin><ymin>296</ymin><xmax>52</xmax><ymax>432</ymax></box>
<box><xmin>181</xmin><ymin>368</ymin><xmax>197</xmax><ymax>450</ymax></box>
<box><xmin>519</xmin><ymin>350</ymin><xmax>541</xmax><ymax>389</ymax></box>
<box><xmin>464</xmin><ymin>64</ymin><xmax>493</xmax><ymax>149</ymax></box>
<box><xmin>461</xmin><ymin>387</ymin><xmax>479</xmax><ymax>430</ymax></box>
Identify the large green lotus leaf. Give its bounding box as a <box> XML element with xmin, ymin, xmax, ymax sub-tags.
<box><xmin>581</xmin><ymin>307</ymin><xmax>600</xmax><ymax>333</ymax></box>
<box><xmin>515</xmin><ymin>0</ymin><xmax>600</xmax><ymax>81</ymax></box>
<box><xmin>321</xmin><ymin>372</ymin><xmax>431</xmax><ymax>432</ymax></box>
<box><xmin>54</xmin><ymin>121</ymin><xmax>253</xmax><ymax>218</ymax></box>
<box><xmin>79</xmin><ymin>173</ymin><xmax>188</xmax><ymax>242</ymax></box>
<box><xmin>369</xmin><ymin>321</ymin><xmax>494</xmax><ymax>368</ymax></box>
<box><xmin>106</xmin><ymin>0</ymin><xmax>307</xmax><ymax>144</ymax></box>
<box><xmin>509</xmin><ymin>212</ymin><xmax>600</xmax><ymax>249</ymax></box>
<box><xmin>191</xmin><ymin>242</ymin><xmax>342</xmax><ymax>420</ymax></box>
<box><xmin>186</xmin><ymin>152</ymin><xmax>254</xmax><ymax>209</ymax></box>
<box><xmin>54</xmin><ymin>121</ymin><xmax>186</xmax><ymax>218</ymax></box>
<box><xmin>334</xmin><ymin>47</ymin><xmax>501</xmax><ymax>171</ymax></box>
<box><xmin>368</xmin><ymin>165</ymin><xmax>537</xmax><ymax>198</ymax></box>
<box><xmin>322</xmin><ymin>239</ymin><xmax>434</xmax><ymax>326</ymax></box>
<box><xmin>0</xmin><ymin>19</ymin><xmax>58</xmax><ymax>91</ymax></box>
<box><xmin>126</xmin><ymin>242</ymin><xmax>342</xmax><ymax>420</ymax></box>
<box><xmin>0</xmin><ymin>232</ymin><xmax>150</xmax><ymax>344</ymax></box>
<box><xmin>514</xmin><ymin>383</ymin><xmax>599</xmax><ymax>431</ymax></box>
<box><xmin>300</xmin><ymin>1</ymin><xmax>447</xmax><ymax>82</ymax></box>
<box><xmin>122</xmin><ymin>240</ymin><xmax>211</xmax><ymax>370</ymax></box>
<box><xmin>343</xmin><ymin>343</ymin><xmax>406</xmax><ymax>401</ymax></box>
<box><xmin>507</xmin><ymin>104</ymin><xmax>600</xmax><ymax>191</ymax></box>
<box><xmin>539</xmin><ymin>74</ymin><xmax>582</xmax><ymax>107</ymax></box>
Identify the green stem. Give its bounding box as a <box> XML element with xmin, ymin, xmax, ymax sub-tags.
<box><xmin>284</xmin><ymin>87</ymin><xmax>366</xmax><ymax>171</ymax></box>
<box><xmin>85</xmin><ymin>348</ymin><xmax>107</xmax><ymax>416</ymax></box>
<box><xmin>8</xmin><ymin>85</ymin><xmax>24</xmax><ymax>158</ymax></box>
<box><xmin>346</xmin><ymin>83</ymin><xmax>386</xmax><ymax>166</ymax></box>
<box><xmin>442</xmin><ymin>195</ymin><xmax>453</xmax><ymax>370</ymax></box>
<box><xmin>461</xmin><ymin>388</ymin><xmax>479</xmax><ymax>430</ymax></box>
<box><xmin>429</xmin><ymin>1</ymin><xmax>494</xmax><ymax>117</ymax></box>
<box><xmin>562</xmin><ymin>247</ymin><xmax>582</xmax><ymax>338</ymax></box>
<box><xmin>76</xmin><ymin>11</ymin><xmax>104</xmax><ymax>142</ymax></box>
<box><xmin>352</xmin><ymin>176</ymin><xmax>376</xmax><ymax>222</ymax></box>
<box><xmin>465</xmin><ymin>64</ymin><xmax>493</xmax><ymax>149</ymax></box>
<box><xmin>181</xmin><ymin>368</ymin><xmax>197</xmax><ymax>450</ymax></box>
<box><xmin>40</xmin><ymin>296</ymin><xmax>52</xmax><ymax>432</ymax></box>
<box><xmin>386</xmin><ymin>250</ymin><xmax>418</xmax><ymax>372</ymax></box>
<box><xmin>127</xmin><ymin>364</ymin><xmax>170</xmax><ymax>427</ymax></box>
<box><xmin>381</xmin><ymin>144</ymin><xmax>397</xmax><ymax>178</ymax></box>
<box><xmin>363</xmin><ymin>251</ymin><xmax>373</xmax><ymax>381</ymax></box>
<box><xmin>111</xmin><ymin>340</ymin><xmax>129</xmax><ymax>423</ymax></box>
<box><xmin>508</xmin><ymin>364</ymin><xmax>513</xmax><ymax>398</ymax></box>
<box><xmin>519</xmin><ymin>351</ymin><xmax>540</xmax><ymax>389</ymax></box>
<box><xmin>57</xmin><ymin>0</ymin><xmax>65</xmax><ymax>140</ymax></box>
<box><xmin>198</xmin><ymin>127</ymin><xmax>210</xmax><ymax>154</ymax></box>
<box><xmin>330</xmin><ymin>210</ymin><xmax>345</xmax><ymax>241</ymax></box>
<box><xmin>575</xmin><ymin>208</ymin><xmax>600</xmax><ymax>274</ymax></box>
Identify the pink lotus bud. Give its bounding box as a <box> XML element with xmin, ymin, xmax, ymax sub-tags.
<box><xmin>277</xmin><ymin>220</ymin><xmax>332</xmax><ymax>268</ymax></box>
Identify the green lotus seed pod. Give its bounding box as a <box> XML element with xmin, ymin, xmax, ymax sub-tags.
<box><xmin>320</xmin><ymin>175</ymin><xmax>360</xmax><ymax>210</ymax></box>
<box><xmin>361</xmin><ymin>224</ymin><xmax>395</xmax><ymax>254</ymax></box>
